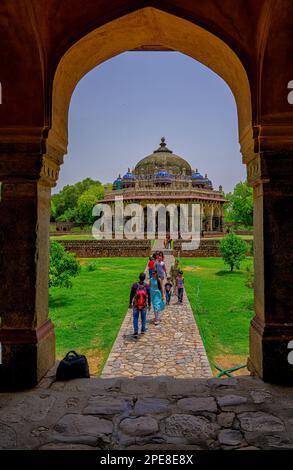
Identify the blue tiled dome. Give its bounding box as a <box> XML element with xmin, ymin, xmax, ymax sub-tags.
<box><xmin>201</xmin><ymin>174</ymin><xmax>212</xmax><ymax>185</ymax></box>
<box><xmin>191</xmin><ymin>169</ymin><xmax>204</xmax><ymax>180</ymax></box>
<box><xmin>122</xmin><ymin>170</ymin><xmax>135</xmax><ymax>180</ymax></box>
<box><xmin>113</xmin><ymin>175</ymin><xmax>122</xmax><ymax>189</ymax></box>
<box><xmin>155</xmin><ymin>170</ymin><xmax>173</xmax><ymax>178</ymax></box>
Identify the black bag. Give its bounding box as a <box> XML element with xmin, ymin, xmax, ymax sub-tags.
<box><xmin>56</xmin><ymin>350</ymin><xmax>90</xmax><ymax>381</ymax></box>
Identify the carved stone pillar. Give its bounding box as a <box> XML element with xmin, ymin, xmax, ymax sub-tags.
<box><xmin>220</xmin><ymin>206</ymin><xmax>224</xmax><ymax>232</ymax></box>
<box><xmin>199</xmin><ymin>204</ymin><xmax>203</xmax><ymax>233</ymax></box>
<box><xmin>209</xmin><ymin>206</ymin><xmax>213</xmax><ymax>232</ymax></box>
<box><xmin>0</xmin><ymin>129</ymin><xmax>64</xmax><ymax>390</ymax></box>
<box><xmin>245</xmin><ymin>127</ymin><xmax>293</xmax><ymax>384</ymax></box>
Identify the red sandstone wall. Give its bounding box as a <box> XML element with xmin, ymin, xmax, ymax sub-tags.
<box><xmin>173</xmin><ymin>239</ymin><xmax>252</xmax><ymax>257</ymax></box>
<box><xmin>55</xmin><ymin>239</ymin><xmax>151</xmax><ymax>257</ymax></box>
<box><xmin>55</xmin><ymin>238</ymin><xmax>252</xmax><ymax>258</ymax></box>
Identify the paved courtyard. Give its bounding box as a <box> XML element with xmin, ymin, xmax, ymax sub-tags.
<box><xmin>101</xmin><ymin>248</ymin><xmax>212</xmax><ymax>379</ymax></box>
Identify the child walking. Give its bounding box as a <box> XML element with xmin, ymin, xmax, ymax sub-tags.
<box><xmin>176</xmin><ymin>270</ymin><xmax>184</xmax><ymax>304</ymax></box>
<box><xmin>164</xmin><ymin>277</ymin><xmax>173</xmax><ymax>305</ymax></box>
<box><xmin>147</xmin><ymin>256</ymin><xmax>156</xmax><ymax>279</ymax></box>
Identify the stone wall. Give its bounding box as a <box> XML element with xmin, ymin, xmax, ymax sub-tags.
<box><xmin>50</xmin><ymin>222</ymin><xmax>76</xmax><ymax>231</ymax></box>
<box><xmin>235</xmin><ymin>230</ymin><xmax>254</xmax><ymax>236</ymax></box>
<box><xmin>56</xmin><ymin>239</ymin><xmax>151</xmax><ymax>257</ymax></box>
<box><xmin>202</xmin><ymin>231</ymin><xmax>224</xmax><ymax>238</ymax></box>
<box><xmin>56</xmin><ymin>238</ymin><xmax>252</xmax><ymax>258</ymax></box>
<box><xmin>50</xmin><ymin>231</ymin><xmax>91</xmax><ymax>236</ymax></box>
<box><xmin>173</xmin><ymin>239</ymin><xmax>252</xmax><ymax>257</ymax></box>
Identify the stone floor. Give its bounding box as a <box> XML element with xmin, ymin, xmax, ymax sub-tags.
<box><xmin>101</xmin><ymin>248</ymin><xmax>212</xmax><ymax>378</ymax></box>
<box><xmin>1</xmin><ymin>374</ymin><xmax>293</xmax><ymax>450</ymax></box>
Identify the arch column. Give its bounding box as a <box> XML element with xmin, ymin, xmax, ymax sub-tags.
<box><xmin>0</xmin><ymin>130</ymin><xmax>64</xmax><ymax>390</ymax></box>
<box><xmin>244</xmin><ymin>127</ymin><xmax>293</xmax><ymax>384</ymax></box>
<box><xmin>199</xmin><ymin>203</ymin><xmax>203</xmax><ymax>233</ymax></box>
<box><xmin>220</xmin><ymin>206</ymin><xmax>224</xmax><ymax>232</ymax></box>
<box><xmin>209</xmin><ymin>204</ymin><xmax>214</xmax><ymax>232</ymax></box>
<box><xmin>212</xmin><ymin>205</ymin><xmax>220</xmax><ymax>231</ymax></box>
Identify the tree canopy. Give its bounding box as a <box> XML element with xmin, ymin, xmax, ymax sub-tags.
<box><xmin>224</xmin><ymin>181</ymin><xmax>253</xmax><ymax>227</ymax></box>
<box><xmin>51</xmin><ymin>178</ymin><xmax>109</xmax><ymax>224</ymax></box>
<box><xmin>75</xmin><ymin>184</ymin><xmax>105</xmax><ymax>224</ymax></box>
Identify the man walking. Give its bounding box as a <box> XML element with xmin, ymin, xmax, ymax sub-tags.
<box><xmin>129</xmin><ymin>273</ymin><xmax>151</xmax><ymax>339</ymax></box>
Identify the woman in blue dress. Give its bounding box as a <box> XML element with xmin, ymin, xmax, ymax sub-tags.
<box><xmin>149</xmin><ymin>270</ymin><xmax>165</xmax><ymax>325</ymax></box>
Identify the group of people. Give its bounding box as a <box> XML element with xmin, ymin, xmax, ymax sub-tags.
<box><xmin>129</xmin><ymin>250</ymin><xmax>185</xmax><ymax>339</ymax></box>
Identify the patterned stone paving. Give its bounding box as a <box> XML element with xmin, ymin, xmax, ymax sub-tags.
<box><xmin>101</xmin><ymin>242</ymin><xmax>212</xmax><ymax>379</ymax></box>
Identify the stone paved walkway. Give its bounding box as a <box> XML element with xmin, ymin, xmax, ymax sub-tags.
<box><xmin>1</xmin><ymin>374</ymin><xmax>293</xmax><ymax>450</ymax></box>
<box><xmin>101</xmin><ymin>242</ymin><xmax>212</xmax><ymax>378</ymax></box>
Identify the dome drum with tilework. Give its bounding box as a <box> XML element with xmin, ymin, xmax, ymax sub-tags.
<box><xmin>110</xmin><ymin>138</ymin><xmax>223</xmax><ymax>194</ymax></box>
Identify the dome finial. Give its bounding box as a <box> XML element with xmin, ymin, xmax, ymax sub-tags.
<box><xmin>154</xmin><ymin>137</ymin><xmax>172</xmax><ymax>153</ymax></box>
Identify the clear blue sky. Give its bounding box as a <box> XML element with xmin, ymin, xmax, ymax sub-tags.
<box><xmin>55</xmin><ymin>51</ymin><xmax>246</xmax><ymax>194</ymax></box>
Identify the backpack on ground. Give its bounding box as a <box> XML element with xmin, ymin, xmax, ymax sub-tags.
<box><xmin>133</xmin><ymin>284</ymin><xmax>147</xmax><ymax>310</ymax></box>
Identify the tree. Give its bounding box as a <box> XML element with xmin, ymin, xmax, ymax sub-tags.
<box><xmin>51</xmin><ymin>178</ymin><xmax>108</xmax><ymax>223</ymax></box>
<box><xmin>224</xmin><ymin>181</ymin><xmax>253</xmax><ymax>227</ymax></box>
<box><xmin>55</xmin><ymin>207</ymin><xmax>77</xmax><ymax>222</ymax></box>
<box><xmin>49</xmin><ymin>241</ymin><xmax>80</xmax><ymax>288</ymax></box>
<box><xmin>74</xmin><ymin>184</ymin><xmax>105</xmax><ymax>224</ymax></box>
<box><xmin>219</xmin><ymin>233</ymin><xmax>248</xmax><ymax>272</ymax></box>
<box><xmin>51</xmin><ymin>178</ymin><xmax>102</xmax><ymax>221</ymax></box>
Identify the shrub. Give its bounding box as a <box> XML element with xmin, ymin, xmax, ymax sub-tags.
<box><xmin>49</xmin><ymin>241</ymin><xmax>80</xmax><ymax>288</ymax></box>
<box><xmin>219</xmin><ymin>233</ymin><xmax>247</xmax><ymax>272</ymax></box>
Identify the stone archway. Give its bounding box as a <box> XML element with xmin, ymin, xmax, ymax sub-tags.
<box><xmin>0</xmin><ymin>4</ymin><xmax>292</xmax><ymax>390</ymax></box>
<box><xmin>213</xmin><ymin>207</ymin><xmax>221</xmax><ymax>232</ymax></box>
<box><xmin>48</xmin><ymin>8</ymin><xmax>252</xmax><ymax>155</ymax></box>
<box><xmin>46</xmin><ymin>9</ymin><xmax>256</xmax><ymax>385</ymax></box>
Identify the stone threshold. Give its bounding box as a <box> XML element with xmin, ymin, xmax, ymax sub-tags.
<box><xmin>1</xmin><ymin>373</ymin><xmax>293</xmax><ymax>450</ymax></box>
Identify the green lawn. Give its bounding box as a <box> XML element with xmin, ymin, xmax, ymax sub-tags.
<box><xmin>49</xmin><ymin>255</ymin><xmax>254</xmax><ymax>377</ymax></box>
<box><xmin>50</xmin><ymin>234</ymin><xmax>94</xmax><ymax>240</ymax></box>
<box><xmin>180</xmin><ymin>257</ymin><xmax>254</xmax><ymax>374</ymax></box>
<box><xmin>49</xmin><ymin>257</ymin><xmax>146</xmax><ymax>375</ymax></box>
<box><xmin>204</xmin><ymin>235</ymin><xmax>253</xmax><ymax>240</ymax></box>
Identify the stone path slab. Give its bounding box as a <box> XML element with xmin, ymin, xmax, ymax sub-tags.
<box><xmin>101</xmin><ymin>247</ymin><xmax>212</xmax><ymax>378</ymax></box>
<box><xmin>1</xmin><ymin>375</ymin><xmax>293</xmax><ymax>450</ymax></box>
